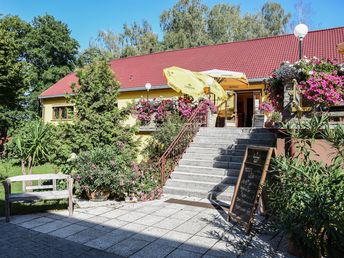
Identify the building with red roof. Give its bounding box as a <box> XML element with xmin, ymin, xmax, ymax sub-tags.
<box><xmin>40</xmin><ymin>27</ymin><xmax>344</xmax><ymax>126</ymax></box>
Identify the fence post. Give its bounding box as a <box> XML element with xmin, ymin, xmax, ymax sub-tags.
<box><xmin>161</xmin><ymin>159</ymin><xmax>165</xmax><ymax>187</ymax></box>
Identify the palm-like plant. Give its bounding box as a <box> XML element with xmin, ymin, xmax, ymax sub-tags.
<box><xmin>6</xmin><ymin>120</ymin><xmax>51</xmax><ymax>175</ymax></box>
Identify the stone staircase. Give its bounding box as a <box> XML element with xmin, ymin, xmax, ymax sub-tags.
<box><xmin>163</xmin><ymin>127</ymin><xmax>276</xmax><ymax>204</ymax></box>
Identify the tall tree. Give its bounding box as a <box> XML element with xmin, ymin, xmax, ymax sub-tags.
<box><xmin>0</xmin><ymin>16</ymin><xmax>31</xmax><ymax>135</ymax></box>
<box><xmin>160</xmin><ymin>0</ymin><xmax>211</xmax><ymax>49</ymax></box>
<box><xmin>261</xmin><ymin>1</ymin><xmax>291</xmax><ymax>36</ymax></box>
<box><xmin>207</xmin><ymin>4</ymin><xmax>241</xmax><ymax>44</ymax></box>
<box><xmin>65</xmin><ymin>61</ymin><xmax>137</xmax><ymax>153</ymax></box>
<box><xmin>119</xmin><ymin>20</ymin><xmax>160</xmax><ymax>57</ymax></box>
<box><xmin>235</xmin><ymin>13</ymin><xmax>269</xmax><ymax>40</ymax></box>
<box><xmin>25</xmin><ymin>15</ymin><xmax>79</xmax><ymax>112</ymax></box>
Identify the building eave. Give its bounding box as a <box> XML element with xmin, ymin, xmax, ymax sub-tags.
<box><xmin>38</xmin><ymin>78</ymin><xmax>267</xmax><ymax>100</ymax></box>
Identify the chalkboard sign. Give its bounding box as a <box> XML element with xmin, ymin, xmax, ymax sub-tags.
<box><xmin>228</xmin><ymin>145</ymin><xmax>273</xmax><ymax>233</ymax></box>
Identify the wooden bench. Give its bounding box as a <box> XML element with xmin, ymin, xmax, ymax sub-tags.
<box><xmin>3</xmin><ymin>173</ymin><xmax>73</xmax><ymax>222</ymax></box>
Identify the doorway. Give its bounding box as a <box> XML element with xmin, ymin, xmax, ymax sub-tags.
<box><xmin>237</xmin><ymin>92</ymin><xmax>254</xmax><ymax>127</ymax></box>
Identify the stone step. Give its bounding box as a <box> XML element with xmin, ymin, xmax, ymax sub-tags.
<box><xmin>171</xmin><ymin>171</ymin><xmax>238</xmax><ymax>184</ymax></box>
<box><xmin>182</xmin><ymin>153</ymin><xmax>244</xmax><ymax>163</ymax></box>
<box><xmin>193</xmin><ymin>137</ymin><xmax>275</xmax><ymax>145</ymax></box>
<box><xmin>198</xmin><ymin>128</ymin><xmax>270</xmax><ymax>134</ymax></box>
<box><xmin>195</xmin><ymin>133</ymin><xmax>276</xmax><ymax>140</ymax></box>
<box><xmin>163</xmin><ymin>185</ymin><xmax>234</xmax><ymax>202</ymax></box>
<box><xmin>165</xmin><ymin>179</ymin><xmax>232</xmax><ymax>192</ymax></box>
<box><xmin>174</xmin><ymin>165</ymin><xmax>240</xmax><ymax>177</ymax></box>
<box><xmin>190</xmin><ymin>142</ymin><xmax>247</xmax><ymax>149</ymax></box>
<box><xmin>179</xmin><ymin>159</ymin><xmax>242</xmax><ymax>169</ymax></box>
<box><xmin>185</xmin><ymin>147</ymin><xmax>245</xmax><ymax>156</ymax></box>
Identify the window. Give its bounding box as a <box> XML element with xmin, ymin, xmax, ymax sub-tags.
<box><xmin>52</xmin><ymin>106</ymin><xmax>74</xmax><ymax>120</ymax></box>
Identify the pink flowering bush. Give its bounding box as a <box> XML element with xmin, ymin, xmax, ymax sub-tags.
<box><xmin>266</xmin><ymin>57</ymin><xmax>344</xmax><ymax>111</ymax></box>
<box><xmin>298</xmin><ymin>71</ymin><xmax>344</xmax><ymax>107</ymax></box>
<box><xmin>260</xmin><ymin>102</ymin><xmax>274</xmax><ymax>113</ymax></box>
<box><xmin>134</xmin><ymin>96</ymin><xmax>216</xmax><ymax>126</ymax></box>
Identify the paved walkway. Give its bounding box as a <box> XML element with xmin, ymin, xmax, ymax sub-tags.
<box><xmin>0</xmin><ymin>197</ymin><xmax>294</xmax><ymax>258</ymax></box>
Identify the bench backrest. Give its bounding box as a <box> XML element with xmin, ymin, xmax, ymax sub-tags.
<box><xmin>6</xmin><ymin>173</ymin><xmax>70</xmax><ymax>192</ymax></box>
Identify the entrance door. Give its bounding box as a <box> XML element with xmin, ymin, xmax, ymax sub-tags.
<box><xmin>237</xmin><ymin>92</ymin><xmax>254</xmax><ymax>127</ymax></box>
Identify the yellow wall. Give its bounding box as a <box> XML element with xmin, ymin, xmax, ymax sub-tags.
<box><xmin>40</xmin><ymin>88</ymin><xmax>181</xmax><ymax>124</ymax></box>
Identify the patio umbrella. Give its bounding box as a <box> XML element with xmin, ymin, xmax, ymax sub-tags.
<box><xmin>201</xmin><ymin>69</ymin><xmax>249</xmax><ymax>90</ymax></box>
<box><xmin>163</xmin><ymin>66</ymin><xmax>228</xmax><ymax>100</ymax></box>
<box><xmin>338</xmin><ymin>42</ymin><xmax>344</xmax><ymax>54</ymax></box>
<box><xmin>163</xmin><ymin>66</ymin><xmax>205</xmax><ymax>98</ymax></box>
<box><xmin>194</xmin><ymin>72</ymin><xmax>228</xmax><ymax>101</ymax></box>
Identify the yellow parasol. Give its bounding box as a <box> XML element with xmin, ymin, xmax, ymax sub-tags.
<box><xmin>194</xmin><ymin>72</ymin><xmax>228</xmax><ymax>100</ymax></box>
<box><xmin>337</xmin><ymin>42</ymin><xmax>344</xmax><ymax>54</ymax></box>
<box><xmin>163</xmin><ymin>66</ymin><xmax>205</xmax><ymax>98</ymax></box>
<box><xmin>201</xmin><ymin>69</ymin><xmax>249</xmax><ymax>90</ymax></box>
<box><xmin>163</xmin><ymin>66</ymin><xmax>228</xmax><ymax>100</ymax></box>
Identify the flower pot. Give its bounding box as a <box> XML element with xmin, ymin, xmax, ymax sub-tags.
<box><xmin>87</xmin><ymin>190</ymin><xmax>110</xmax><ymax>202</ymax></box>
<box><xmin>125</xmin><ymin>196</ymin><xmax>138</xmax><ymax>203</ymax></box>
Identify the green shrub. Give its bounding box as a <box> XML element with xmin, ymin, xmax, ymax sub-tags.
<box><xmin>144</xmin><ymin>113</ymin><xmax>185</xmax><ymax>161</ymax></box>
<box><xmin>71</xmin><ymin>145</ymin><xmax>136</xmax><ymax>200</ymax></box>
<box><xmin>267</xmin><ymin>116</ymin><xmax>344</xmax><ymax>257</ymax></box>
<box><xmin>5</xmin><ymin>120</ymin><xmax>55</xmax><ymax>175</ymax></box>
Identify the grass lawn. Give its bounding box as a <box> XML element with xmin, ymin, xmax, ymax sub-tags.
<box><xmin>0</xmin><ymin>161</ymin><xmax>68</xmax><ymax>217</ymax></box>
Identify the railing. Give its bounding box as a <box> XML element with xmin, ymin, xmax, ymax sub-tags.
<box><xmin>157</xmin><ymin>101</ymin><xmax>210</xmax><ymax>187</ymax></box>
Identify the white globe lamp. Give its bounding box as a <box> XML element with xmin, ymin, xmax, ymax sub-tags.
<box><xmin>145</xmin><ymin>83</ymin><xmax>152</xmax><ymax>100</ymax></box>
<box><xmin>294</xmin><ymin>24</ymin><xmax>309</xmax><ymax>59</ymax></box>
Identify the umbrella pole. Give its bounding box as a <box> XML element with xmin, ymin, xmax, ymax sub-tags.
<box><xmin>225</xmin><ymin>100</ymin><xmax>227</xmax><ymax>127</ymax></box>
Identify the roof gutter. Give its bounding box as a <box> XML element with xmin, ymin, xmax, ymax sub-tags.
<box><xmin>38</xmin><ymin>78</ymin><xmax>268</xmax><ymax>99</ymax></box>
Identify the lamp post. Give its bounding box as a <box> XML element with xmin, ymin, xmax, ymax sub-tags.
<box><xmin>294</xmin><ymin>23</ymin><xmax>309</xmax><ymax>60</ymax></box>
<box><xmin>145</xmin><ymin>83</ymin><xmax>151</xmax><ymax>100</ymax></box>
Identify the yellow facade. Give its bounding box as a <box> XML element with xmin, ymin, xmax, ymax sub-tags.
<box><xmin>40</xmin><ymin>88</ymin><xmax>181</xmax><ymax>124</ymax></box>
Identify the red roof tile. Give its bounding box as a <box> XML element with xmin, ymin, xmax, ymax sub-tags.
<box><xmin>40</xmin><ymin>27</ymin><xmax>344</xmax><ymax>98</ymax></box>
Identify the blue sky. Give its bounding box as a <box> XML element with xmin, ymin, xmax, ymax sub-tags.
<box><xmin>1</xmin><ymin>0</ymin><xmax>343</xmax><ymax>50</ymax></box>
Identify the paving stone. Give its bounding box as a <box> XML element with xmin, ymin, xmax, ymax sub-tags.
<box><xmin>153</xmin><ymin>231</ymin><xmax>193</xmax><ymax>247</ymax></box>
<box><xmin>179</xmin><ymin>235</ymin><xmax>219</xmax><ymax>254</ymax></box>
<box><xmin>102</xmin><ymin>209</ymin><xmax>129</xmax><ymax>219</ymax></box>
<box><xmin>174</xmin><ymin>220</ymin><xmax>208</xmax><ymax>235</ymax></box>
<box><xmin>196</xmin><ymin>224</ymin><xmax>227</xmax><ymax>239</ymax></box>
<box><xmin>107</xmin><ymin>236</ymin><xmax>151</xmax><ymax>257</ymax></box>
<box><xmin>129</xmin><ymin>241</ymin><xmax>176</xmax><ymax>258</ymax></box>
<box><xmin>205</xmin><ymin>240</ymin><xmax>238</xmax><ymax>258</ymax></box>
<box><xmin>66</xmin><ymin>228</ymin><xmax>105</xmax><ymax>244</ymax></box>
<box><xmin>19</xmin><ymin>217</ymin><xmax>54</xmax><ymax>229</ymax></box>
<box><xmin>103</xmin><ymin>228</ymin><xmax>137</xmax><ymax>244</ymax></box>
<box><xmin>94</xmin><ymin>219</ymin><xmax>128</xmax><ymax>232</ymax></box>
<box><xmin>116</xmin><ymin>212</ymin><xmax>147</xmax><ymax>222</ymax></box>
<box><xmin>76</xmin><ymin>215</ymin><xmax>109</xmax><ymax>227</ymax></box>
<box><xmin>9</xmin><ymin>214</ymin><xmax>43</xmax><ymax>224</ymax></box>
<box><xmin>135</xmin><ymin>214</ymin><xmax>164</xmax><ymax>226</ymax></box>
<box><xmin>71</xmin><ymin>211</ymin><xmax>95</xmax><ymax>220</ymax></box>
<box><xmin>151</xmin><ymin>207</ymin><xmax>180</xmax><ymax>217</ymax></box>
<box><xmin>166</xmin><ymin>248</ymin><xmax>202</xmax><ymax>258</ymax></box>
<box><xmin>32</xmin><ymin>220</ymin><xmax>71</xmax><ymax>233</ymax></box>
<box><xmin>134</xmin><ymin>205</ymin><xmax>161</xmax><ymax>214</ymax></box>
<box><xmin>84</xmin><ymin>206</ymin><xmax>113</xmax><ymax>215</ymax></box>
<box><xmin>132</xmin><ymin>226</ymin><xmax>170</xmax><ymax>242</ymax></box>
<box><xmin>155</xmin><ymin>217</ymin><xmax>185</xmax><ymax>230</ymax></box>
<box><xmin>172</xmin><ymin>210</ymin><xmax>200</xmax><ymax>221</ymax></box>
<box><xmin>85</xmin><ymin>232</ymin><xmax>131</xmax><ymax>250</ymax></box>
<box><xmin>49</xmin><ymin>224</ymin><xmax>88</xmax><ymax>238</ymax></box>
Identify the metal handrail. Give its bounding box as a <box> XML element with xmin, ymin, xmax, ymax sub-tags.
<box><xmin>157</xmin><ymin>101</ymin><xmax>210</xmax><ymax>187</ymax></box>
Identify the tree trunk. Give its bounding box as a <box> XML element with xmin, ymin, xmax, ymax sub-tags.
<box><xmin>26</xmin><ymin>156</ymin><xmax>33</xmax><ymax>191</ymax></box>
<box><xmin>21</xmin><ymin>159</ymin><xmax>26</xmax><ymax>175</ymax></box>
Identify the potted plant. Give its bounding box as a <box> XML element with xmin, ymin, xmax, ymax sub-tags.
<box><xmin>270</xmin><ymin>111</ymin><xmax>282</xmax><ymax>128</ymax></box>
